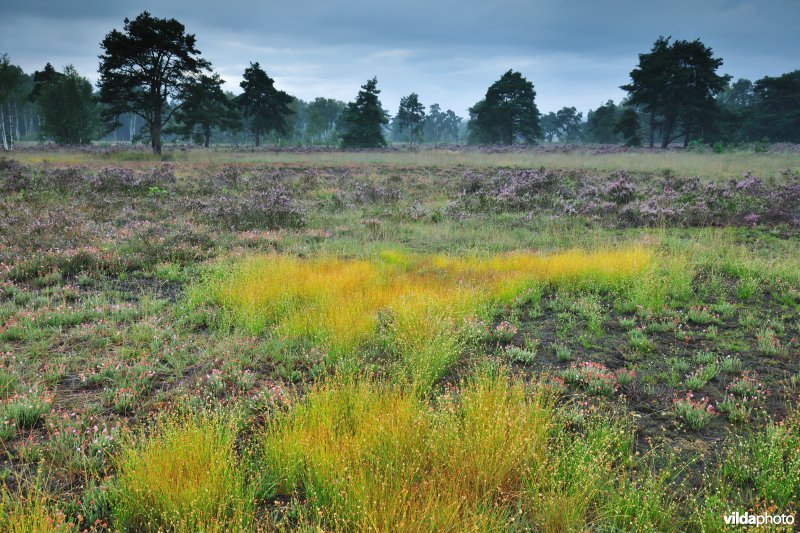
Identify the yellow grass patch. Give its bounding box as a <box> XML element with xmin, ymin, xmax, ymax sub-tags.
<box><xmin>213</xmin><ymin>248</ymin><xmax>651</xmax><ymax>369</ymax></box>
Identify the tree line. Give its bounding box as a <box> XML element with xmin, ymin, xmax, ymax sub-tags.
<box><xmin>1</xmin><ymin>12</ymin><xmax>798</xmax><ymax>153</ymax></box>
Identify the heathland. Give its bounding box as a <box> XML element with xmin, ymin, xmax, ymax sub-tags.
<box><xmin>0</xmin><ymin>145</ymin><xmax>798</xmax><ymax>531</ymax></box>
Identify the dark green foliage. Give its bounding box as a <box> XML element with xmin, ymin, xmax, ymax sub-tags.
<box><xmin>0</xmin><ymin>54</ymin><xmax>28</xmax><ymax>150</ymax></box>
<box><xmin>35</xmin><ymin>66</ymin><xmax>100</xmax><ymax>145</ymax></box>
<box><xmin>393</xmin><ymin>93</ymin><xmax>426</xmax><ymax>145</ymax></box>
<box><xmin>423</xmin><ymin>104</ymin><xmax>462</xmax><ymax>144</ymax></box>
<box><xmin>306</xmin><ymin>98</ymin><xmax>346</xmax><ymax>145</ymax></box>
<box><xmin>340</xmin><ymin>78</ymin><xmax>389</xmax><ymax>148</ymax></box>
<box><xmin>621</xmin><ymin>36</ymin><xmax>730</xmax><ymax>148</ymax></box>
<box><xmin>614</xmin><ymin>108</ymin><xmax>642</xmax><ymax>147</ymax></box>
<box><xmin>29</xmin><ymin>63</ymin><xmax>60</xmax><ymax>102</ymax></box>
<box><xmin>169</xmin><ymin>74</ymin><xmax>240</xmax><ymax>147</ymax></box>
<box><xmin>540</xmin><ymin>112</ymin><xmax>559</xmax><ymax>143</ymax></box>
<box><xmin>585</xmin><ymin>100</ymin><xmax>621</xmax><ymax>144</ymax></box>
<box><xmin>468</xmin><ymin>70</ymin><xmax>540</xmax><ymax>145</ymax></box>
<box><xmin>555</xmin><ymin>107</ymin><xmax>583</xmax><ymax>142</ymax></box>
<box><xmin>98</xmin><ymin>11</ymin><xmax>210</xmax><ymax>154</ymax></box>
<box><xmin>237</xmin><ymin>62</ymin><xmax>294</xmax><ymax>147</ymax></box>
<box><xmin>751</xmin><ymin>70</ymin><xmax>800</xmax><ymax>143</ymax></box>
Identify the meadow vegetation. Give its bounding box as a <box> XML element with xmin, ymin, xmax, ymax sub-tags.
<box><xmin>0</xmin><ymin>147</ymin><xmax>797</xmax><ymax>530</ymax></box>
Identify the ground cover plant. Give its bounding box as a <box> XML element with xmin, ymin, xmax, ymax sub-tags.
<box><xmin>0</xmin><ymin>146</ymin><xmax>798</xmax><ymax>530</ymax></box>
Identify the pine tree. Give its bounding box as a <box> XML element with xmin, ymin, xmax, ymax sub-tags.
<box><xmin>340</xmin><ymin>77</ymin><xmax>388</xmax><ymax>148</ymax></box>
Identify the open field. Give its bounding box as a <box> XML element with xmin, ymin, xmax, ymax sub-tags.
<box><xmin>0</xmin><ymin>148</ymin><xmax>798</xmax><ymax>530</ymax></box>
<box><xmin>10</xmin><ymin>144</ymin><xmax>800</xmax><ymax>180</ymax></box>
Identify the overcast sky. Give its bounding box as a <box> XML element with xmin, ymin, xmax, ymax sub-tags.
<box><xmin>2</xmin><ymin>0</ymin><xmax>798</xmax><ymax>117</ymax></box>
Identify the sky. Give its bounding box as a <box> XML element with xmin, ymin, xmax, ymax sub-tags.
<box><xmin>2</xmin><ymin>0</ymin><xmax>798</xmax><ymax>118</ymax></box>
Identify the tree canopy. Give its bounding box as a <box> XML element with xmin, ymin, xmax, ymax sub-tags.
<box><xmin>340</xmin><ymin>77</ymin><xmax>388</xmax><ymax>148</ymax></box>
<box><xmin>98</xmin><ymin>11</ymin><xmax>210</xmax><ymax>154</ymax></box>
<box><xmin>237</xmin><ymin>62</ymin><xmax>294</xmax><ymax>147</ymax></box>
<box><xmin>393</xmin><ymin>93</ymin><xmax>426</xmax><ymax>145</ymax></box>
<box><xmin>585</xmin><ymin>101</ymin><xmax>621</xmax><ymax>144</ymax></box>
<box><xmin>468</xmin><ymin>70</ymin><xmax>540</xmax><ymax>145</ymax></box>
<box><xmin>751</xmin><ymin>70</ymin><xmax>800</xmax><ymax>143</ymax></box>
<box><xmin>169</xmin><ymin>74</ymin><xmax>239</xmax><ymax>147</ymax></box>
<box><xmin>621</xmin><ymin>36</ymin><xmax>730</xmax><ymax>148</ymax></box>
<box><xmin>36</xmin><ymin>66</ymin><xmax>100</xmax><ymax>145</ymax></box>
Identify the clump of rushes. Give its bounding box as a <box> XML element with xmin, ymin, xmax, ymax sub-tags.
<box><xmin>628</xmin><ymin>328</ymin><xmax>655</xmax><ymax>352</ymax></box>
<box><xmin>263</xmin><ymin>371</ymin><xmax>554</xmax><ymax>531</ymax></box>
<box><xmin>722</xmin><ymin>409</ymin><xmax>800</xmax><ymax>509</ymax></box>
<box><xmin>113</xmin><ymin>415</ymin><xmax>253</xmax><ymax>531</ymax></box>
<box><xmin>684</xmin><ymin>364</ymin><xmax>719</xmax><ymax>390</ymax></box>
<box><xmin>493</xmin><ymin>320</ymin><xmax>518</xmax><ymax>342</ymax></box>
<box><xmin>755</xmin><ymin>327</ymin><xmax>788</xmax><ymax>356</ymax></box>
<box><xmin>728</xmin><ymin>372</ymin><xmax>766</xmax><ymax>399</ymax></box>
<box><xmin>693</xmin><ymin>350</ymin><xmax>716</xmax><ymax>365</ymax></box>
<box><xmin>204</xmin><ymin>248</ymin><xmax>651</xmax><ymax>389</ymax></box>
<box><xmin>686</xmin><ymin>305</ymin><xmax>717</xmax><ymax>325</ymax></box>
<box><xmin>0</xmin><ymin>482</ymin><xmax>70</xmax><ymax>532</ymax></box>
<box><xmin>554</xmin><ymin>343</ymin><xmax>572</xmax><ymax>361</ymax></box>
<box><xmin>504</xmin><ymin>345</ymin><xmax>536</xmax><ymax>365</ymax></box>
<box><xmin>673</xmin><ymin>393</ymin><xmax>716</xmax><ymax>430</ymax></box>
<box><xmin>720</xmin><ymin>355</ymin><xmax>743</xmax><ymax>374</ymax></box>
<box><xmin>1</xmin><ymin>386</ymin><xmax>53</xmax><ymax>430</ymax></box>
<box><xmin>561</xmin><ymin>361</ymin><xmax>624</xmax><ymax>396</ymax></box>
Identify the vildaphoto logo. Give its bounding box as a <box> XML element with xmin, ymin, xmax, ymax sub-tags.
<box><xmin>723</xmin><ymin>511</ymin><xmax>795</xmax><ymax>527</ymax></box>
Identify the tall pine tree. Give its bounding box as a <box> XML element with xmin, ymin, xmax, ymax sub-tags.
<box><xmin>340</xmin><ymin>77</ymin><xmax>388</xmax><ymax>148</ymax></box>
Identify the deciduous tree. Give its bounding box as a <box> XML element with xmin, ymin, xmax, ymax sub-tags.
<box><xmin>36</xmin><ymin>66</ymin><xmax>100</xmax><ymax>145</ymax></box>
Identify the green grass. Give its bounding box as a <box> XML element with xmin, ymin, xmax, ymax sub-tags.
<box><xmin>12</xmin><ymin>146</ymin><xmax>800</xmax><ymax>180</ymax></box>
<box><xmin>0</xmin><ymin>148</ymin><xmax>798</xmax><ymax>530</ymax></box>
<box><xmin>113</xmin><ymin>415</ymin><xmax>253</xmax><ymax>532</ymax></box>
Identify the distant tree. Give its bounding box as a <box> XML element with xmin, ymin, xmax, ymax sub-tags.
<box><xmin>98</xmin><ymin>12</ymin><xmax>210</xmax><ymax>154</ymax></box>
<box><xmin>719</xmin><ymin>79</ymin><xmax>758</xmax><ymax>110</ymax></box>
<box><xmin>286</xmin><ymin>98</ymin><xmax>308</xmax><ymax>143</ymax></box>
<box><xmin>394</xmin><ymin>93</ymin><xmax>426</xmax><ymax>145</ymax></box>
<box><xmin>613</xmin><ymin>107</ymin><xmax>642</xmax><ymax>147</ymax></box>
<box><xmin>340</xmin><ymin>77</ymin><xmax>388</xmax><ymax>148</ymax></box>
<box><xmin>751</xmin><ymin>70</ymin><xmax>800</xmax><ymax>143</ymax></box>
<box><xmin>621</xmin><ymin>36</ymin><xmax>730</xmax><ymax>147</ymax></box>
<box><xmin>237</xmin><ymin>62</ymin><xmax>294</xmax><ymax>147</ymax></box>
<box><xmin>555</xmin><ymin>106</ymin><xmax>583</xmax><ymax>142</ymax></box>
<box><xmin>29</xmin><ymin>63</ymin><xmax>61</xmax><ymax>103</ymax></box>
<box><xmin>423</xmin><ymin>104</ymin><xmax>461</xmax><ymax>143</ymax></box>
<box><xmin>468</xmin><ymin>70</ymin><xmax>540</xmax><ymax>145</ymax></box>
<box><xmin>36</xmin><ymin>65</ymin><xmax>100</xmax><ymax>145</ymax></box>
<box><xmin>585</xmin><ymin>100</ymin><xmax>621</xmax><ymax>144</ymax></box>
<box><xmin>540</xmin><ymin>112</ymin><xmax>559</xmax><ymax>142</ymax></box>
<box><xmin>306</xmin><ymin>97</ymin><xmax>346</xmax><ymax>145</ymax></box>
<box><xmin>0</xmin><ymin>54</ymin><xmax>26</xmax><ymax>150</ymax></box>
<box><xmin>169</xmin><ymin>74</ymin><xmax>240</xmax><ymax>147</ymax></box>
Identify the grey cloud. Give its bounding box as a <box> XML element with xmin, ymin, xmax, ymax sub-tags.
<box><xmin>1</xmin><ymin>0</ymin><xmax>798</xmax><ymax>116</ymax></box>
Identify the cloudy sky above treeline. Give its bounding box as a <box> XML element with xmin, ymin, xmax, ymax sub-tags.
<box><xmin>2</xmin><ymin>0</ymin><xmax>798</xmax><ymax>117</ymax></box>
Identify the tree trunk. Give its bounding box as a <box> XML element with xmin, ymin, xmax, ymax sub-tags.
<box><xmin>0</xmin><ymin>106</ymin><xmax>8</xmax><ymax>150</ymax></box>
<box><xmin>8</xmin><ymin>104</ymin><xmax>15</xmax><ymax>149</ymax></box>
<box><xmin>255</xmin><ymin>129</ymin><xmax>260</xmax><ymax>147</ymax></box>
<box><xmin>152</xmin><ymin>104</ymin><xmax>162</xmax><ymax>155</ymax></box>
<box><xmin>204</xmin><ymin>123</ymin><xmax>210</xmax><ymax>148</ymax></box>
<box><xmin>648</xmin><ymin>112</ymin><xmax>655</xmax><ymax>148</ymax></box>
<box><xmin>13</xmin><ymin>102</ymin><xmax>19</xmax><ymax>141</ymax></box>
<box><xmin>129</xmin><ymin>114</ymin><xmax>137</xmax><ymax>142</ymax></box>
